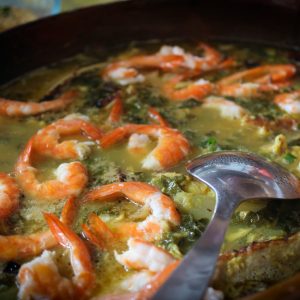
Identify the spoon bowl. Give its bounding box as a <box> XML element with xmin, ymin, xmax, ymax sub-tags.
<box><xmin>153</xmin><ymin>151</ymin><xmax>300</xmax><ymax>300</ymax></box>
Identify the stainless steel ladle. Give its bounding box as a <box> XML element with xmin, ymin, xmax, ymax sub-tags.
<box><xmin>153</xmin><ymin>151</ymin><xmax>300</xmax><ymax>300</ymax></box>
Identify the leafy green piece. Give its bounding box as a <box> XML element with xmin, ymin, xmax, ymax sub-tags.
<box><xmin>232</xmin><ymin>97</ymin><xmax>283</xmax><ymax>120</ymax></box>
<box><xmin>70</xmin><ymin>71</ymin><xmax>119</xmax><ymax>108</ymax></box>
<box><xmin>178</xmin><ymin>99</ymin><xmax>201</xmax><ymax>109</ymax></box>
<box><xmin>85</xmin><ymin>157</ymin><xmax>146</xmax><ymax>187</ymax></box>
<box><xmin>201</xmin><ymin>136</ymin><xmax>218</xmax><ymax>151</ymax></box>
<box><xmin>232</xmin><ymin>200</ymin><xmax>300</xmax><ymax>235</ymax></box>
<box><xmin>150</xmin><ymin>174</ymin><xmax>187</xmax><ymax>197</ymax></box>
<box><xmin>283</xmin><ymin>153</ymin><xmax>297</xmax><ymax>164</ymax></box>
<box><xmin>158</xmin><ymin>214</ymin><xmax>208</xmax><ymax>257</ymax></box>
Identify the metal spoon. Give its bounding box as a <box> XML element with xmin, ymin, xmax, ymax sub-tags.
<box><xmin>153</xmin><ymin>151</ymin><xmax>300</xmax><ymax>300</ymax></box>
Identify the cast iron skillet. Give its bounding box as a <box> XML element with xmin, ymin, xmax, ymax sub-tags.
<box><xmin>0</xmin><ymin>0</ymin><xmax>300</xmax><ymax>85</ymax></box>
<box><xmin>0</xmin><ymin>0</ymin><xmax>300</xmax><ymax>298</ymax></box>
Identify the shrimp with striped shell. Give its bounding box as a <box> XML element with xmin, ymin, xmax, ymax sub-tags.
<box><xmin>32</xmin><ymin>115</ymin><xmax>103</xmax><ymax>160</ymax></box>
<box><xmin>217</xmin><ymin>64</ymin><xmax>296</xmax><ymax>98</ymax></box>
<box><xmin>100</xmin><ymin>124</ymin><xmax>190</xmax><ymax>171</ymax></box>
<box><xmin>18</xmin><ymin>212</ymin><xmax>95</xmax><ymax>300</ymax></box>
<box><xmin>0</xmin><ymin>196</ymin><xmax>75</xmax><ymax>261</ymax></box>
<box><xmin>0</xmin><ymin>173</ymin><xmax>20</xmax><ymax>219</ymax></box>
<box><xmin>0</xmin><ymin>90</ymin><xmax>77</xmax><ymax>117</ymax></box>
<box><xmin>82</xmin><ymin>181</ymin><xmax>180</xmax><ymax>242</ymax></box>
<box><xmin>15</xmin><ymin>138</ymin><xmax>88</xmax><ymax>201</ymax></box>
<box><xmin>274</xmin><ymin>90</ymin><xmax>300</xmax><ymax>114</ymax></box>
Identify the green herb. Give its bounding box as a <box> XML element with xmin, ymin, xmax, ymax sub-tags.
<box><xmin>150</xmin><ymin>174</ymin><xmax>187</xmax><ymax>197</ymax></box>
<box><xmin>232</xmin><ymin>200</ymin><xmax>300</xmax><ymax>235</ymax></box>
<box><xmin>201</xmin><ymin>136</ymin><xmax>218</xmax><ymax>151</ymax></box>
<box><xmin>158</xmin><ymin>214</ymin><xmax>208</xmax><ymax>257</ymax></box>
<box><xmin>232</xmin><ymin>97</ymin><xmax>283</xmax><ymax>120</ymax></box>
<box><xmin>283</xmin><ymin>153</ymin><xmax>296</xmax><ymax>164</ymax></box>
<box><xmin>178</xmin><ymin>99</ymin><xmax>201</xmax><ymax>109</ymax></box>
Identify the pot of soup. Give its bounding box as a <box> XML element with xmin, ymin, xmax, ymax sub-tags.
<box><xmin>0</xmin><ymin>1</ymin><xmax>300</xmax><ymax>299</ymax></box>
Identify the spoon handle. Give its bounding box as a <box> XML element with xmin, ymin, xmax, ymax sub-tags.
<box><xmin>152</xmin><ymin>195</ymin><xmax>235</xmax><ymax>300</ymax></box>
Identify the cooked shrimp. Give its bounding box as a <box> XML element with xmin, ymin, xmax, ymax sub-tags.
<box><xmin>103</xmin><ymin>44</ymin><xmax>229</xmax><ymax>86</ymax></box>
<box><xmin>17</xmin><ymin>250</ymin><xmax>75</xmax><ymax>300</ymax></box>
<box><xmin>147</xmin><ymin>107</ymin><xmax>169</xmax><ymax>127</ymax></box>
<box><xmin>163</xmin><ymin>75</ymin><xmax>214</xmax><ymax>101</ymax></box>
<box><xmin>15</xmin><ymin>138</ymin><xmax>88</xmax><ymax>201</ymax></box>
<box><xmin>18</xmin><ymin>213</ymin><xmax>95</xmax><ymax>300</ymax></box>
<box><xmin>217</xmin><ymin>64</ymin><xmax>296</xmax><ymax>98</ymax></box>
<box><xmin>32</xmin><ymin>115</ymin><xmax>103</xmax><ymax>160</ymax></box>
<box><xmin>94</xmin><ymin>261</ymin><xmax>179</xmax><ymax>300</ymax></box>
<box><xmin>203</xmin><ymin>96</ymin><xmax>247</xmax><ymax>119</ymax></box>
<box><xmin>45</xmin><ymin>213</ymin><xmax>95</xmax><ymax>295</ymax></box>
<box><xmin>0</xmin><ymin>173</ymin><xmax>20</xmax><ymax>219</ymax></box>
<box><xmin>274</xmin><ymin>90</ymin><xmax>300</xmax><ymax>114</ymax></box>
<box><xmin>83</xmin><ymin>182</ymin><xmax>180</xmax><ymax>241</ymax></box>
<box><xmin>0</xmin><ymin>196</ymin><xmax>76</xmax><ymax>261</ymax></box>
<box><xmin>104</xmin><ymin>66</ymin><xmax>145</xmax><ymax>86</ymax></box>
<box><xmin>0</xmin><ymin>90</ymin><xmax>77</xmax><ymax>117</ymax></box>
<box><xmin>96</xmin><ymin>240</ymin><xmax>179</xmax><ymax>300</ymax></box>
<box><xmin>82</xmin><ymin>213</ymin><xmax>115</xmax><ymax>251</ymax></box>
<box><xmin>108</xmin><ymin>94</ymin><xmax>123</xmax><ymax>123</ymax></box>
<box><xmin>115</xmin><ymin>238</ymin><xmax>176</xmax><ymax>273</ymax></box>
<box><xmin>100</xmin><ymin>124</ymin><xmax>190</xmax><ymax>170</ymax></box>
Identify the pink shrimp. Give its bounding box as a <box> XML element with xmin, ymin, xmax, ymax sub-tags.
<box><xmin>100</xmin><ymin>124</ymin><xmax>190</xmax><ymax>171</ymax></box>
<box><xmin>108</xmin><ymin>94</ymin><xmax>123</xmax><ymax>123</ymax></box>
<box><xmin>95</xmin><ymin>239</ymin><xmax>179</xmax><ymax>300</ymax></box>
<box><xmin>115</xmin><ymin>238</ymin><xmax>176</xmax><ymax>273</ymax></box>
<box><xmin>102</xmin><ymin>43</ymin><xmax>231</xmax><ymax>87</ymax></box>
<box><xmin>0</xmin><ymin>173</ymin><xmax>20</xmax><ymax>219</ymax></box>
<box><xmin>18</xmin><ymin>213</ymin><xmax>95</xmax><ymax>300</ymax></box>
<box><xmin>217</xmin><ymin>64</ymin><xmax>296</xmax><ymax>98</ymax></box>
<box><xmin>95</xmin><ymin>261</ymin><xmax>179</xmax><ymax>300</ymax></box>
<box><xmin>163</xmin><ymin>75</ymin><xmax>214</xmax><ymax>101</ymax></box>
<box><xmin>82</xmin><ymin>212</ymin><xmax>115</xmax><ymax>251</ymax></box>
<box><xmin>15</xmin><ymin>138</ymin><xmax>88</xmax><ymax>201</ymax></box>
<box><xmin>104</xmin><ymin>43</ymin><xmax>224</xmax><ymax>74</ymax></box>
<box><xmin>147</xmin><ymin>107</ymin><xmax>170</xmax><ymax>127</ymax></box>
<box><xmin>82</xmin><ymin>182</ymin><xmax>180</xmax><ymax>242</ymax></box>
<box><xmin>0</xmin><ymin>90</ymin><xmax>77</xmax><ymax>117</ymax></box>
<box><xmin>274</xmin><ymin>90</ymin><xmax>300</xmax><ymax>114</ymax></box>
<box><xmin>32</xmin><ymin>116</ymin><xmax>103</xmax><ymax>160</ymax></box>
<box><xmin>0</xmin><ymin>196</ymin><xmax>76</xmax><ymax>261</ymax></box>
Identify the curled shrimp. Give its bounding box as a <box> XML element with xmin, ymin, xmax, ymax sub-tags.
<box><xmin>96</xmin><ymin>239</ymin><xmax>179</xmax><ymax>300</ymax></box>
<box><xmin>274</xmin><ymin>90</ymin><xmax>300</xmax><ymax>114</ymax></box>
<box><xmin>83</xmin><ymin>182</ymin><xmax>180</xmax><ymax>241</ymax></box>
<box><xmin>104</xmin><ymin>43</ymin><xmax>224</xmax><ymax>75</ymax></box>
<box><xmin>100</xmin><ymin>124</ymin><xmax>190</xmax><ymax>171</ymax></box>
<box><xmin>15</xmin><ymin>138</ymin><xmax>88</xmax><ymax>201</ymax></box>
<box><xmin>0</xmin><ymin>173</ymin><xmax>20</xmax><ymax>219</ymax></box>
<box><xmin>18</xmin><ymin>212</ymin><xmax>95</xmax><ymax>300</ymax></box>
<box><xmin>115</xmin><ymin>238</ymin><xmax>176</xmax><ymax>273</ymax></box>
<box><xmin>163</xmin><ymin>75</ymin><xmax>214</xmax><ymax>101</ymax></box>
<box><xmin>203</xmin><ymin>96</ymin><xmax>248</xmax><ymax>120</ymax></box>
<box><xmin>103</xmin><ymin>66</ymin><xmax>145</xmax><ymax>86</ymax></box>
<box><xmin>147</xmin><ymin>107</ymin><xmax>169</xmax><ymax>127</ymax></box>
<box><xmin>0</xmin><ymin>196</ymin><xmax>75</xmax><ymax>261</ymax></box>
<box><xmin>0</xmin><ymin>90</ymin><xmax>77</xmax><ymax>117</ymax></box>
<box><xmin>217</xmin><ymin>64</ymin><xmax>296</xmax><ymax>98</ymax></box>
<box><xmin>95</xmin><ymin>261</ymin><xmax>179</xmax><ymax>300</ymax></box>
<box><xmin>108</xmin><ymin>94</ymin><xmax>123</xmax><ymax>123</ymax></box>
<box><xmin>32</xmin><ymin>115</ymin><xmax>103</xmax><ymax>160</ymax></box>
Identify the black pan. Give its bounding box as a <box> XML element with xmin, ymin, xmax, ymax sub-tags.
<box><xmin>1</xmin><ymin>0</ymin><xmax>300</xmax><ymax>85</ymax></box>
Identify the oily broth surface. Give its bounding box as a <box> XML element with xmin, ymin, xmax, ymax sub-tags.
<box><xmin>1</xmin><ymin>42</ymin><xmax>300</xmax><ymax>298</ymax></box>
